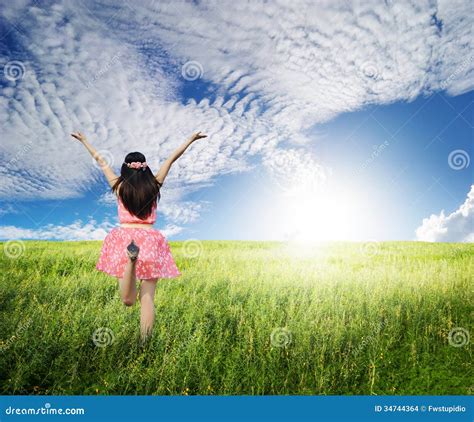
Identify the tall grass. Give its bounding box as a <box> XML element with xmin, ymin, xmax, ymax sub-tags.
<box><xmin>0</xmin><ymin>241</ymin><xmax>472</xmax><ymax>395</ymax></box>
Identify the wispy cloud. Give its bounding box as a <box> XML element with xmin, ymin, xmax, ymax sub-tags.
<box><xmin>0</xmin><ymin>203</ymin><xmax>19</xmax><ymax>217</ymax></box>
<box><xmin>96</xmin><ymin>188</ymin><xmax>208</xmax><ymax>226</ymax></box>
<box><xmin>262</xmin><ymin>148</ymin><xmax>328</xmax><ymax>195</ymax></box>
<box><xmin>159</xmin><ymin>200</ymin><xmax>208</xmax><ymax>225</ymax></box>
<box><xmin>160</xmin><ymin>224</ymin><xmax>184</xmax><ymax>238</ymax></box>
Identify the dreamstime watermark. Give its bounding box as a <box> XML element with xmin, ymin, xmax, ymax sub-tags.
<box><xmin>183</xmin><ymin>239</ymin><xmax>203</xmax><ymax>258</ymax></box>
<box><xmin>0</xmin><ymin>318</ymin><xmax>33</xmax><ymax>353</ymax></box>
<box><xmin>270</xmin><ymin>327</ymin><xmax>292</xmax><ymax>348</ymax></box>
<box><xmin>252</xmin><ymin>75</ymin><xmax>276</xmax><ymax>93</ymax></box>
<box><xmin>85</xmin><ymin>53</ymin><xmax>122</xmax><ymax>89</ymax></box>
<box><xmin>448</xmin><ymin>149</ymin><xmax>470</xmax><ymax>170</ymax></box>
<box><xmin>440</xmin><ymin>55</ymin><xmax>473</xmax><ymax>90</ymax></box>
<box><xmin>448</xmin><ymin>327</ymin><xmax>469</xmax><ymax>348</ymax></box>
<box><xmin>355</xmin><ymin>141</ymin><xmax>390</xmax><ymax>174</ymax></box>
<box><xmin>3</xmin><ymin>240</ymin><xmax>26</xmax><ymax>259</ymax></box>
<box><xmin>7</xmin><ymin>141</ymin><xmax>34</xmax><ymax>168</ymax></box>
<box><xmin>360</xmin><ymin>240</ymin><xmax>380</xmax><ymax>257</ymax></box>
<box><xmin>360</xmin><ymin>61</ymin><xmax>380</xmax><ymax>80</ymax></box>
<box><xmin>352</xmin><ymin>319</ymin><xmax>387</xmax><ymax>357</ymax></box>
<box><xmin>282</xmin><ymin>228</ymin><xmax>305</xmax><ymax>243</ymax></box>
<box><xmin>92</xmin><ymin>150</ymin><xmax>115</xmax><ymax>170</ymax></box>
<box><xmin>447</xmin><ymin>244</ymin><xmax>469</xmax><ymax>258</ymax></box>
<box><xmin>3</xmin><ymin>60</ymin><xmax>26</xmax><ymax>81</ymax></box>
<box><xmin>181</xmin><ymin>61</ymin><xmax>203</xmax><ymax>81</ymax></box>
<box><xmin>92</xmin><ymin>327</ymin><xmax>115</xmax><ymax>348</ymax></box>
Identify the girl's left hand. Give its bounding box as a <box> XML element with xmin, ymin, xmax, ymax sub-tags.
<box><xmin>190</xmin><ymin>132</ymin><xmax>207</xmax><ymax>142</ymax></box>
<box><xmin>71</xmin><ymin>131</ymin><xmax>87</xmax><ymax>143</ymax></box>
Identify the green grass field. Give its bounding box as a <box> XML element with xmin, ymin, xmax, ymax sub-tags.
<box><xmin>0</xmin><ymin>240</ymin><xmax>472</xmax><ymax>395</ymax></box>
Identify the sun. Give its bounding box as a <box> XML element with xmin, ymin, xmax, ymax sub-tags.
<box><xmin>278</xmin><ymin>183</ymin><xmax>368</xmax><ymax>243</ymax></box>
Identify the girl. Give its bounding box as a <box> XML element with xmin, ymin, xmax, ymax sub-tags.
<box><xmin>71</xmin><ymin>131</ymin><xmax>207</xmax><ymax>341</ymax></box>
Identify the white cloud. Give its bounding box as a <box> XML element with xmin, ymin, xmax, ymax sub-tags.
<box><xmin>262</xmin><ymin>148</ymin><xmax>328</xmax><ymax>195</ymax></box>
<box><xmin>416</xmin><ymin>185</ymin><xmax>474</xmax><ymax>242</ymax></box>
<box><xmin>96</xmin><ymin>191</ymin><xmax>117</xmax><ymax>206</ymax></box>
<box><xmin>160</xmin><ymin>224</ymin><xmax>184</xmax><ymax>238</ymax></box>
<box><xmin>0</xmin><ymin>218</ymin><xmax>184</xmax><ymax>241</ymax></box>
<box><xmin>159</xmin><ymin>200</ymin><xmax>208</xmax><ymax>225</ymax></box>
<box><xmin>0</xmin><ymin>219</ymin><xmax>115</xmax><ymax>241</ymax></box>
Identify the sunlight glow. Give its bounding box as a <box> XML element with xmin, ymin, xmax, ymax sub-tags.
<box><xmin>277</xmin><ymin>180</ymin><xmax>370</xmax><ymax>244</ymax></box>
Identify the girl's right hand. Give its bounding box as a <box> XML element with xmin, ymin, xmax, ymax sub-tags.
<box><xmin>190</xmin><ymin>132</ymin><xmax>207</xmax><ymax>142</ymax></box>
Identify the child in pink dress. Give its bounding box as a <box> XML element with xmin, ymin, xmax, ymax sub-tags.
<box><xmin>71</xmin><ymin>131</ymin><xmax>207</xmax><ymax>341</ymax></box>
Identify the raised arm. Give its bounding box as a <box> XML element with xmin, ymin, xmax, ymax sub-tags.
<box><xmin>155</xmin><ymin>131</ymin><xmax>207</xmax><ymax>185</ymax></box>
<box><xmin>71</xmin><ymin>131</ymin><xmax>119</xmax><ymax>188</ymax></box>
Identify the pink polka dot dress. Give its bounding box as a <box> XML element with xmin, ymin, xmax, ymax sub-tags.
<box><xmin>96</xmin><ymin>196</ymin><xmax>181</xmax><ymax>280</ymax></box>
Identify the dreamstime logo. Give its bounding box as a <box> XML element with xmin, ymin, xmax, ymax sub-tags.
<box><xmin>92</xmin><ymin>327</ymin><xmax>115</xmax><ymax>348</ymax></box>
<box><xmin>448</xmin><ymin>327</ymin><xmax>469</xmax><ymax>347</ymax></box>
<box><xmin>5</xmin><ymin>402</ymin><xmax>85</xmax><ymax>415</ymax></box>
<box><xmin>360</xmin><ymin>61</ymin><xmax>380</xmax><ymax>80</ymax></box>
<box><xmin>3</xmin><ymin>240</ymin><xmax>26</xmax><ymax>259</ymax></box>
<box><xmin>183</xmin><ymin>239</ymin><xmax>203</xmax><ymax>258</ymax></box>
<box><xmin>273</xmin><ymin>153</ymin><xmax>287</xmax><ymax>168</ymax></box>
<box><xmin>181</xmin><ymin>61</ymin><xmax>203</xmax><ymax>81</ymax></box>
<box><xmin>360</xmin><ymin>240</ymin><xmax>380</xmax><ymax>257</ymax></box>
<box><xmin>3</xmin><ymin>60</ymin><xmax>26</xmax><ymax>81</ymax></box>
<box><xmin>92</xmin><ymin>150</ymin><xmax>114</xmax><ymax>170</ymax></box>
<box><xmin>270</xmin><ymin>327</ymin><xmax>292</xmax><ymax>348</ymax></box>
<box><xmin>448</xmin><ymin>149</ymin><xmax>470</xmax><ymax>170</ymax></box>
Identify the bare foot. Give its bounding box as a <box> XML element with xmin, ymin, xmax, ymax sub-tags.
<box><xmin>126</xmin><ymin>240</ymin><xmax>140</xmax><ymax>261</ymax></box>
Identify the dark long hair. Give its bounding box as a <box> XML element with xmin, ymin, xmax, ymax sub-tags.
<box><xmin>111</xmin><ymin>152</ymin><xmax>161</xmax><ymax>220</ymax></box>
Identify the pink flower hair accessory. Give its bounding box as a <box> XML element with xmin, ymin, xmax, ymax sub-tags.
<box><xmin>125</xmin><ymin>161</ymin><xmax>148</xmax><ymax>170</ymax></box>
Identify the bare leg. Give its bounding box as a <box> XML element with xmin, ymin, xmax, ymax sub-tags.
<box><xmin>139</xmin><ymin>279</ymin><xmax>158</xmax><ymax>341</ymax></box>
<box><xmin>118</xmin><ymin>257</ymin><xmax>138</xmax><ymax>306</ymax></box>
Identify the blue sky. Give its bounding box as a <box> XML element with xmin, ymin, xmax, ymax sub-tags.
<box><xmin>0</xmin><ymin>0</ymin><xmax>472</xmax><ymax>242</ymax></box>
